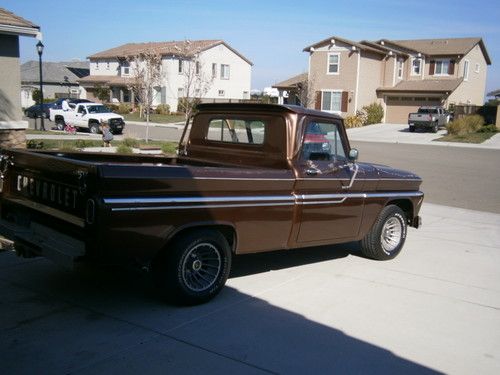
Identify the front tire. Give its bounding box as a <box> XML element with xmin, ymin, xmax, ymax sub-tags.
<box><xmin>360</xmin><ymin>205</ymin><xmax>407</xmax><ymax>260</ymax></box>
<box><xmin>431</xmin><ymin>122</ymin><xmax>438</xmax><ymax>133</ymax></box>
<box><xmin>89</xmin><ymin>123</ymin><xmax>100</xmax><ymax>134</ymax></box>
<box><xmin>153</xmin><ymin>229</ymin><xmax>232</xmax><ymax>305</ymax></box>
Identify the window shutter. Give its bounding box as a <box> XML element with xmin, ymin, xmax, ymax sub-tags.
<box><xmin>341</xmin><ymin>91</ymin><xmax>348</xmax><ymax>112</ymax></box>
<box><xmin>448</xmin><ymin>60</ymin><xmax>455</xmax><ymax>75</ymax></box>
<box><xmin>315</xmin><ymin>91</ymin><xmax>321</xmax><ymax>110</ymax></box>
<box><xmin>429</xmin><ymin>61</ymin><xmax>435</xmax><ymax>75</ymax></box>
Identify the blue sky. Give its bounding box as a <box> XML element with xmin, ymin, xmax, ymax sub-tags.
<box><xmin>5</xmin><ymin>0</ymin><xmax>500</xmax><ymax>94</ymax></box>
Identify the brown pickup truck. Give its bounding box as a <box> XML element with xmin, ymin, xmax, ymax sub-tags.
<box><xmin>0</xmin><ymin>103</ymin><xmax>423</xmax><ymax>304</ymax></box>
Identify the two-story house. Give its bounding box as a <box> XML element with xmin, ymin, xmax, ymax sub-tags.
<box><xmin>302</xmin><ymin>36</ymin><xmax>491</xmax><ymax>123</ymax></box>
<box><xmin>78</xmin><ymin>40</ymin><xmax>252</xmax><ymax>112</ymax></box>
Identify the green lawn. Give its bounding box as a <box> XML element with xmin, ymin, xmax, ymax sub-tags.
<box><xmin>124</xmin><ymin>113</ymin><xmax>186</xmax><ymax>124</ymax></box>
<box><xmin>436</xmin><ymin>132</ymin><xmax>497</xmax><ymax>144</ymax></box>
<box><xmin>27</xmin><ymin>138</ymin><xmax>178</xmax><ymax>155</ymax></box>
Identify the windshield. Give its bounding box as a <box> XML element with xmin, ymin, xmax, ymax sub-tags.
<box><xmin>418</xmin><ymin>108</ymin><xmax>438</xmax><ymax>114</ymax></box>
<box><xmin>86</xmin><ymin>105</ymin><xmax>112</xmax><ymax>114</ymax></box>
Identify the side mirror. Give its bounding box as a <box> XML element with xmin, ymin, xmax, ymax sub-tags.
<box><xmin>348</xmin><ymin>148</ymin><xmax>359</xmax><ymax>162</ymax></box>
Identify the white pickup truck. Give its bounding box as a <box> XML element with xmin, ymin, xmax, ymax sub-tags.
<box><xmin>408</xmin><ymin>106</ymin><xmax>450</xmax><ymax>133</ymax></box>
<box><xmin>49</xmin><ymin>102</ymin><xmax>125</xmax><ymax>134</ymax></box>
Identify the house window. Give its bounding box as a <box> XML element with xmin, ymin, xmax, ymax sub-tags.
<box><xmin>463</xmin><ymin>60</ymin><xmax>469</xmax><ymax>81</ymax></box>
<box><xmin>178</xmin><ymin>88</ymin><xmax>184</xmax><ymax>97</ymax></box>
<box><xmin>434</xmin><ymin>59</ymin><xmax>450</xmax><ymax>75</ymax></box>
<box><xmin>397</xmin><ymin>58</ymin><xmax>404</xmax><ymax>79</ymax></box>
<box><xmin>178</xmin><ymin>59</ymin><xmax>183</xmax><ymax>74</ymax></box>
<box><xmin>475</xmin><ymin>63</ymin><xmax>480</xmax><ymax>73</ymax></box>
<box><xmin>218</xmin><ymin>90</ymin><xmax>225</xmax><ymax>97</ymax></box>
<box><xmin>212</xmin><ymin>63</ymin><xmax>217</xmax><ymax>78</ymax></box>
<box><xmin>327</xmin><ymin>53</ymin><xmax>340</xmax><ymax>74</ymax></box>
<box><xmin>221</xmin><ymin>64</ymin><xmax>230</xmax><ymax>79</ymax></box>
<box><xmin>196</xmin><ymin>61</ymin><xmax>200</xmax><ymax>75</ymax></box>
<box><xmin>121</xmin><ymin>61</ymin><xmax>130</xmax><ymax>76</ymax></box>
<box><xmin>106</xmin><ymin>62</ymin><xmax>110</xmax><ymax>70</ymax></box>
<box><xmin>411</xmin><ymin>58</ymin><xmax>421</xmax><ymax>75</ymax></box>
<box><xmin>321</xmin><ymin>91</ymin><xmax>341</xmax><ymax>112</ymax></box>
<box><xmin>95</xmin><ymin>61</ymin><xmax>99</xmax><ymax>70</ymax></box>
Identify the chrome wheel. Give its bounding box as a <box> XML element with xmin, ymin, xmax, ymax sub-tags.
<box><xmin>181</xmin><ymin>242</ymin><xmax>222</xmax><ymax>292</ymax></box>
<box><xmin>380</xmin><ymin>217</ymin><xmax>403</xmax><ymax>253</ymax></box>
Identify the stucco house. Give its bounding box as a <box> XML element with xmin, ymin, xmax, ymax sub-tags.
<box><xmin>21</xmin><ymin>61</ymin><xmax>89</xmax><ymax>108</ymax></box>
<box><xmin>79</xmin><ymin>40</ymin><xmax>252</xmax><ymax>112</ymax></box>
<box><xmin>0</xmin><ymin>8</ymin><xmax>39</xmax><ymax>148</ymax></box>
<box><xmin>301</xmin><ymin>36</ymin><xmax>491</xmax><ymax>123</ymax></box>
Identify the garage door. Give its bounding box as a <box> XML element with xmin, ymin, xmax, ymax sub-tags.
<box><xmin>386</xmin><ymin>97</ymin><xmax>442</xmax><ymax>123</ymax></box>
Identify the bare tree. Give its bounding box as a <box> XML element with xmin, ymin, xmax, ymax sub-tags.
<box><xmin>175</xmin><ymin>40</ymin><xmax>214</xmax><ymax>119</ymax></box>
<box><xmin>127</xmin><ymin>49</ymin><xmax>163</xmax><ymax>142</ymax></box>
<box><xmin>296</xmin><ymin>72</ymin><xmax>316</xmax><ymax>108</ymax></box>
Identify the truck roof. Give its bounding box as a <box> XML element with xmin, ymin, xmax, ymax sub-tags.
<box><xmin>196</xmin><ymin>103</ymin><xmax>343</xmax><ymax>120</ymax></box>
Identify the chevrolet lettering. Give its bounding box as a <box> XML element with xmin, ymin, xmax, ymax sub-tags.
<box><xmin>0</xmin><ymin>103</ymin><xmax>423</xmax><ymax>305</ymax></box>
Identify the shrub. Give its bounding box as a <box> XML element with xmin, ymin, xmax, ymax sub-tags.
<box><xmin>344</xmin><ymin>115</ymin><xmax>364</xmax><ymax>128</ymax></box>
<box><xmin>155</xmin><ymin>104</ymin><xmax>170</xmax><ymax>115</ymax></box>
<box><xmin>116</xmin><ymin>103</ymin><xmax>132</xmax><ymax>115</ymax></box>
<box><xmin>122</xmin><ymin>137</ymin><xmax>140</xmax><ymax>148</ymax></box>
<box><xmin>116</xmin><ymin>144</ymin><xmax>133</xmax><ymax>154</ymax></box>
<box><xmin>107</xmin><ymin>104</ymin><xmax>119</xmax><ymax>112</ymax></box>
<box><xmin>477</xmin><ymin>124</ymin><xmax>498</xmax><ymax>133</ymax></box>
<box><xmin>362</xmin><ymin>103</ymin><xmax>384</xmax><ymax>125</ymax></box>
<box><xmin>27</xmin><ymin>140</ymin><xmax>44</xmax><ymax>149</ymax></box>
<box><xmin>446</xmin><ymin>115</ymin><xmax>484</xmax><ymax>135</ymax></box>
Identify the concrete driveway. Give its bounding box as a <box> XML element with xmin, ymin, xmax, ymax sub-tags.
<box><xmin>347</xmin><ymin>123</ymin><xmax>500</xmax><ymax>149</ymax></box>
<box><xmin>1</xmin><ymin>202</ymin><xmax>499</xmax><ymax>374</ymax></box>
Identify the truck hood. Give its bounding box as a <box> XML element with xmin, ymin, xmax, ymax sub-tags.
<box><xmin>88</xmin><ymin>113</ymin><xmax>124</xmax><ymax>121</ymax></box>
<box><xmin>358</xmin><ymin>162</ymin><xmax>422</xmax><ymax>181</ymax></box>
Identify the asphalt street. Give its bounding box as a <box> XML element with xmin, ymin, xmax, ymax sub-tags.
<box><xmin>352</xmin><ymin>141</ymin><xmax>500</xmax><ymax>214</ymax></box>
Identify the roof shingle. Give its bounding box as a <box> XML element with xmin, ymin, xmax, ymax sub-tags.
<box><xmin>377</xmin><ymin>79</ymin><xmax>463</xmax><ymax>93</ymax></box>
<box><xmin>0</xmin><ymin>7</ymin><xmax>39</xmax><ymax>29</ymax></box>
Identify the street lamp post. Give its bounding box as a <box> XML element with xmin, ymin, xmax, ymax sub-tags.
<box><xmin>36</xmin><ymin>41</ymin><xmax>45</xmax><ymax>131</ymax></box>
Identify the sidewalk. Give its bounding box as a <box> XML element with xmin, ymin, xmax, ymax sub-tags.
<box><xmin>347</xmin><ymin>123</ymin><xmax>500</xmax><ymax>150</ymax></box>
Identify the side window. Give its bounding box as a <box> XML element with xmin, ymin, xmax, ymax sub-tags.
<box><xmin>301</xmin><ymin>121</ymin><xmax>346</xmax><ymax>161</ymax></box>
<box><xmin>206</xmin><ymin>118</ymin><xmax>265</xmax><ymax>144</ymax></box>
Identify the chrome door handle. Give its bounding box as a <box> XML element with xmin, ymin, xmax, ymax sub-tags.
<box><xmin>306</xmin><ymin>168</ymin><xmax>318</xmax><ymax>176</ymax></box>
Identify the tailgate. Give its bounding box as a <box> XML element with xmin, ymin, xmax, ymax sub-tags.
<box><xmin>0</xmin><ymin>149</ymin><xmax>97</xmax><ymax>266</ymax></box>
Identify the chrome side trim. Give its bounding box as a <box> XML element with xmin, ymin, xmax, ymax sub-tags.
<box><xmin>105</xmin><ymin>191</ymin><xmax>423</xmax><ymax>212</ymax></box>
<box><xmin>104</xmin><ymin>195</ymin><xmax>295</xmax><ymax>205</ymax></box>
<box><xmin>112</xmin><ymin>202</ymin><xmax>295</xmax><ymax>212</ymax></box>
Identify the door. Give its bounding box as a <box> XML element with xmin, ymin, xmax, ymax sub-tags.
<box><xmin>73</xmin><ymin>105</ymin><xmax>87</xmax><ymax>127</ymax></box>
<box><xmin>294</xmin><ymin>119</ymin><xmax>365</xmax><ymax>244</ymax></box>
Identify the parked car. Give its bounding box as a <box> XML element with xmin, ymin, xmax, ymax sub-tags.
<box><xmin>24</xmin><ymin>103</ymin><xmax>52</xmax><ymax>118</ymax></box>
<box><xmin>0</xmin><ymin>103</ymin><xmax>423</xmax><ymax>305</ymax></box>
<box><xmin>408</xmin><ymin>106</ymin><xmax>451</xmax><ymax>133</ymax></box>
<box><xmin>50</xmin><ymin>98</ymin><xmax>92</xmax><ymax>111</ymax></box>
<box><xmin>49</xmin><ymin>102</ymin><xmax>125</xmax><ymax>134</ymax></box>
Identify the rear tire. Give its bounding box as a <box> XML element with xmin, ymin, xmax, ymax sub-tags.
<box><xmin>55</xmin><ymin>118</ymin><xmax>65</xmax><ymax>131</ymax></box>
<box><xmin>409</xmin><ymin>126</ymin><xmax>415</xmax><ymax>133</ymax></box>
<box><xmin>152</xmin><ymin>229</ymin><xmax>232</xmax><ymax>305</ymax></box>
<box><xmin>360</xmin><ymin>205</ymin><xmax>407</xmax><ymax>260</ymax></box>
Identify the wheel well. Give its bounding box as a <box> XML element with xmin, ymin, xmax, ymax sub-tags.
<box><xmin>55</xmin><ymin>115</ymin><xmax>64</xmax><ymax>122</ymax></box>
<box><xmin>166</xmin><ymin>225</ymin><xmax>237</xmax><ymax>253</ymax></box>
<box><xmin>387</xmin><ymin>199</ymin><xmax>413</xmax><ymax>224</ymax></box>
